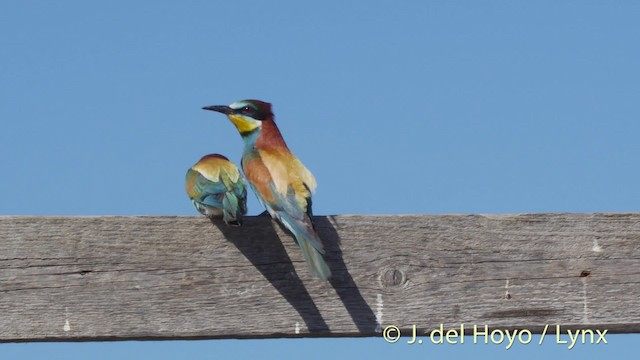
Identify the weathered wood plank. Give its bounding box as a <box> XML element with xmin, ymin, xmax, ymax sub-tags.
<box><xmin>0</xmin><ymin>213</ymin><xmax>639</xmax><ymax>342</ymax></box>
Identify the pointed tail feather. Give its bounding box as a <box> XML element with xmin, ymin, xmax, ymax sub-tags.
<box><xmin>222</xmin><ymin>192</ymin><xmax>242</xmax><ymax>226</ymax></box>
<box><xmin>278</xmin><ymin>213</ymin><xmax>331</xmax><ymax>281</ymax></box>
<box><xmin>297</xmin><ymin>234</ymin><xmax>331</xmax><ymax>281</ymax></box>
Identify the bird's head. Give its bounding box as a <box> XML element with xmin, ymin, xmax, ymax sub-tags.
<box><xmin>203</xmin><ymin>99</ymin><xmax>273</xmax><ymax>135</ymax></box>
<box><xmin>199</xmin><ymin>153</ymin><xmax>229</xmax><ymax>162</ymax></box>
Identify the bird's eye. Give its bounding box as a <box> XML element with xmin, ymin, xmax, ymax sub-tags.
<box><xmin>241</xmin><ymin>106</ymin><xmax>254</xmax><ymax>114</ymax></box>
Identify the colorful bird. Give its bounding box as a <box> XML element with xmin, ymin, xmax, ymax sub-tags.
<box><xmin>202</xmin><ymin>100</ymin><xmax>331</xmax><ymax>281</ymax></box>
<box><xmin>186</xmin><ymin>154</ymin><xmax>247</xmax><ymax>226</ymax></box>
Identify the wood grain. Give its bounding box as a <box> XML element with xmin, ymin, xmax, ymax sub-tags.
<box><xmin>0</xmin><ymin>213</ymin><xmax>638</xmax><ymax>342</ymax></box>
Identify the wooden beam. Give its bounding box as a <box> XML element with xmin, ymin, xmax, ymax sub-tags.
<box><xmin>0</xmin><ymin>214</ymin><xmax>639</xmax><ymax>342</ymax></box>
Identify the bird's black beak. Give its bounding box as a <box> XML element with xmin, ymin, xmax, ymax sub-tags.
<box><xmin>202</xmin><ymin>105</ymin><xmax>233</xmax><ymax>114</ymax></box>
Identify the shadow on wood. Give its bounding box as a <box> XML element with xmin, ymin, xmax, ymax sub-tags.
<box><xmin>316</xmin><ymin>216</ymin><xmax>378</xmax><ymax>334</ymax></box>
<box><xmin>213</xmin><ymin>215</ymin><xmax>378</xmax><ymax>335</ymax></box>
<box><xmin>212</xmin><ymin>217</ymin><xmax>330</xmax><ymax>333</ymax></box>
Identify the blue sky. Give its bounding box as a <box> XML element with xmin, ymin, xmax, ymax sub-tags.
<box><xmin>0</xmin><ymin>0</ymin><xmax>637</xmax><ymax>358</ymax></box>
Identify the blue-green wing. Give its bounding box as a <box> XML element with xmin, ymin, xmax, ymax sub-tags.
<box><xmin>186</xmin><ymin>168</ymin><xmax>227</xmax><ymax>213</ymax></box>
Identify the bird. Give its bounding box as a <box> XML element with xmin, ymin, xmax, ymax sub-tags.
<box><xmin>202</xmin><ymin>100</ymin><xmax>331</xmax><ymax>281</ymax></box>
<box><xmin>185</xmin><ymin>154</ymin><xmax>247</xmax><ymax>226</ymax></box>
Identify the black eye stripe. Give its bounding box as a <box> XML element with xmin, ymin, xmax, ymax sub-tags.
<box><xmin>234</xmin><ymin>105</ymin><xmax>266</xmax><ymax>120</ymax></box>
<box><xmin>235</xmin><ymin>105</ymin><xmax>254</xmax><ymax>113</ymax></box>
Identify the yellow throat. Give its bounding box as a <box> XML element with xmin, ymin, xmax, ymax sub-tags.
<box><xmin>228</xmin><ymin>114</ymin><xmax>261</xmax><ymax>133</ymax></box>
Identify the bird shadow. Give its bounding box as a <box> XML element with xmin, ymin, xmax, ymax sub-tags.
<box><xmin>212</xmin><ymin>215</ymin><xmax>378</xmax><ymax>335</ymax></box>
<box><xmin>211</xmin><ymin>216</ymin><xmax>330</xmax><ymax>333</ymax></box>
<box><xmin>314</xmin><ymin>216</ymin><xmax>378</xmax><ymax>334</ymax></box>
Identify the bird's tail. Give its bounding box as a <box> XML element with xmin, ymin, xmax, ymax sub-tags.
<box><xmin>279</xmin><ymin>214</ymin><xmax>331</xmax><ymax>281</ymax></box>
<box><xmin>222</xmin><ymin>192</ymin><xmax>242</xmax><ymax>226</ymax></box>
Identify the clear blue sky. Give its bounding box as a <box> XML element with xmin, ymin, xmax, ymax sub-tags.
<box><xmin>1</xmin><ymin>0</ymin><xmax>637</xmax><ymax>358</ymax></box>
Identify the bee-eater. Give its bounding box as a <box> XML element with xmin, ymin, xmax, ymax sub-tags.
<box><xmin>202</xmin><ymin>100</ymin><xmax>331</xmax><ymax>281</ymax></box>
<box><xmin>186</xmin><ymin>154</ymin><xmax>247</xmax><ymax>226</ymax></box>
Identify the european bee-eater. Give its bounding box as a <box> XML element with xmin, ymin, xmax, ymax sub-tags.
<box><xmin>186</xmin><ymin>154</ymin><xmax>247</xmax><ymax>226</ymax></box>
<box><xmin>202</xmin><ymin>100</ymin><xmax>331</xmax><ymax>281</ymax></box>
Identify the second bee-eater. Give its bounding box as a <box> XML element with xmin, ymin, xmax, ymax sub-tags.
<box><xmin>202</xmin><ymin>100</ymin><xmax>331</xmax><ymax>281</ymax></box>
<box><xmin>186</xmin><ymin>154</ymin><xmax>247</xmax><ymax>226</ymax></box>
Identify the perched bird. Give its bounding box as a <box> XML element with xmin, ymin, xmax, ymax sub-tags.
<box><xmin>202</xmin><ymin>100</ymin><xmax>331</xmax><ymax>280</ymax></box>
<box><xmin>185</xmin><ymin>154</ymin><xmax>247</xmax><ymax>226</ymax></box>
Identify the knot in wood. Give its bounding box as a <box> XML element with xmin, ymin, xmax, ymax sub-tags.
<box><xmin>381</xmin><ymin>269</ymin><xmax>405</xmax><ymax>288</ymax></box>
